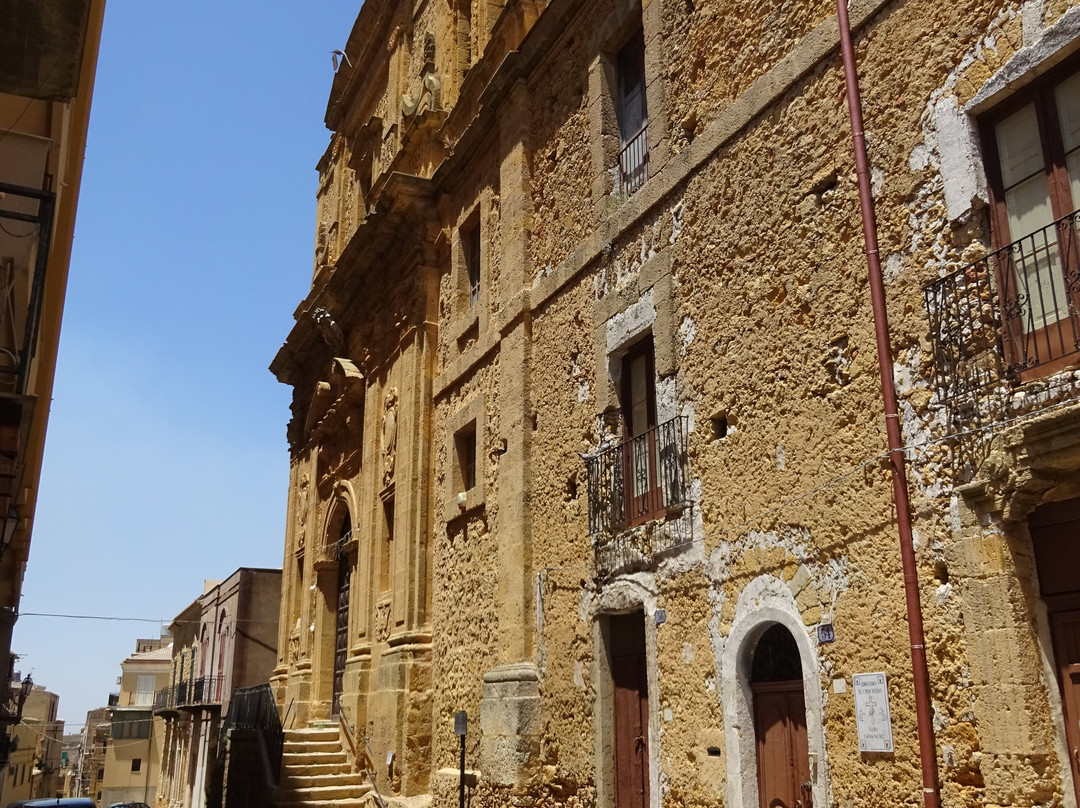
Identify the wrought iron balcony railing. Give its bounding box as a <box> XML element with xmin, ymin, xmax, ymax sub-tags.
<box><xmin>584</xmin><ymin>416</ymin><xmax>690</xmax><ymax>570</ymax></box>
<box><xmin>619</xmin><ymin>123</ymin><xmax>649</xmax><ymax>197</ymax></box>
<box><xmin>924</xmin><ymin>209</ymin><xmax>1080</xmax><ymax>401</ymax></box>
<box><xmin>153</xmin><ymin>676</ymin><xmax>224</xmax><ymax>712</ymax></box>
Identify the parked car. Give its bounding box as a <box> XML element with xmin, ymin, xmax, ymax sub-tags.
<box><xmin>6</xmin><ymin>800</ymin><xmax>96</xmax><ymax>808</ymax></box>
<box><xmin>106</xmin><ymin>804</ymin><xmax>149</xmax><ymax>808</ymax></box>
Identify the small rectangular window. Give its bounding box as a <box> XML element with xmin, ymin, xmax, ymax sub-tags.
<box><xmin>381</xmin><ymin>497</ymin><xmax>394</xmax><ymax>592</ymax></box>
<box><xmin>462</xmin><ymin>211</ymin><xmax>481</xmax><ymax>308</ymax></box>
<box><xmin>131</xmin><ymin>758</ymin><xmax>142</xmax><ymax>773</ymax></box>
<box><xmin>455</xmin><ymin>423</ymin><xmax>477</xmax><ymax>493</ymax></box>
<box><xmin>134</xmin><ymin>674</ymin><xmax>155</xmax><ymax>706</ymax></box>
<box><xmin>617</xmin><ymin>28</ymin><xmax>648</xmax><ymax>195</ymax></box>
<box><xmin>980</xmin><ymin>61</ymin><xmax>1080</xmax><ymax>376</ymax></box>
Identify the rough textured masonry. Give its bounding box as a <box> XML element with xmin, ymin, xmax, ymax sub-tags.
<box><xmin>269</xmin><ymin>1</ymin><xmax>1080</xmax><ymax>807</ymax></box>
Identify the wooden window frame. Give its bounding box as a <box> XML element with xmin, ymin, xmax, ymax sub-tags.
<box><xmin>616</xmin><ymin>27</ymin><xmax>648</xmax><ymax>196</ymax></box>
<box><xmin>619</xmin><ymin>336</ymin><xmax>656</xmax><ymax>439</ymax></box>
<box><xmin>619</xmin><ymin>337</ymin><xmax>658</xmax><ymax>527</ymax></box>
<box><xmin>979</xmin><ymin>54</ymin><xmax>1080</xmax><ymax>379</ymax></box>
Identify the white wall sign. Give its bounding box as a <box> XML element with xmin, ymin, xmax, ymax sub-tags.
<box><xmin>852</xmin><ymin>672</ymin><xmax>893</xmax><ymax>753</ymax></box>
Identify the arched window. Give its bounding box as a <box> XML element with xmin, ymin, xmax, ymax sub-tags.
<box><xmin>750</xmin><ymin>624</ymin><xmax>811</xmax><ymax>808</ymax></box>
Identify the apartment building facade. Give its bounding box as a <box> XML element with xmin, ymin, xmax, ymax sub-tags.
<box><xmin>156</xmin><ymin>568</ymin><xmax>282</xmax><ymax>808</ymax></box>
<box><xmin>102</xmin><ymin>639</ymin><xmax>172</xmax><ymax>806</ymax></box>
<box><xmin>1</xmin><ymin>682</ymin><xmax>63</xmax><ymax>804</ymax></box>
<box><xmin>271</xmin><ymin>1</ymin><xmax>1080</xmax><ymax>807</ymax></box>
<box><xmin>0</xmin><ymin>1</ymin><xmax>105</xmax><ymax>756</ymax></box>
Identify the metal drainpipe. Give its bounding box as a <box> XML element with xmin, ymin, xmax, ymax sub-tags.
<box><xmin>835</xmin><ymin>2</ymin><xmax>941</xmax><ymax>808</ymax></box>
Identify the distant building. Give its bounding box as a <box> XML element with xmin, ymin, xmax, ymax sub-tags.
<box><xmin>1</xmin><ymin>681</ymin><xmax>62</xmax><ymax>803</ymax></box>
<box><xmin>101</xmin><ymin>638</ymin><xmax>172</xmax><ymax>806</ymax></box>
<box><xmin>58</xmin><ymin>732</ymin><xmax>82</xmax><ymax>797</ymax></box>
<box><xmin>0</xmin><ymin>0</ymin><xmax>106</xmax><ymax>760</ymax></box>
<box><xmin>79</xmin><ymin>706</ymin><xmax>110</xmax><ymax>804</ymax></box>
<box><xmin>156</xmin><ymin>569</ymin><xmax>281</xmax><ymax>808</ymax></box>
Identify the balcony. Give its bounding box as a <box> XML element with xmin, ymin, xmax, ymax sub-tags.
<box><xmin>924</xmin><ymin>209</ymin><xmax>1080</xmax><ymax>402</ymax></box>
<box><xmin>153</xmin><ymin>676</ymin><xmax>224</xmax><ymax>713</ymax></box>
<box><xmin>584</xmin><ymin>416</ymin><xmax>690</xmax><ymax>573</ymax></box>
<box><xmin>619</xmin><ymin>122</ymin><xmax>649</xmax><ymax>197</ymax></box>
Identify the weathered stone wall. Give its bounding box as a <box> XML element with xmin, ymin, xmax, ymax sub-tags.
<box><xmin>273</xmin><ymin>1</ymin><xmax>1080</xmax><ymax>808</ymax></box>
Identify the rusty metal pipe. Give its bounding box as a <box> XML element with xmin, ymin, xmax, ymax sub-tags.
<box><xmin>835</xmin><ymin>3</ymin><xmax>940</xmax><ymax>807</ymax></box>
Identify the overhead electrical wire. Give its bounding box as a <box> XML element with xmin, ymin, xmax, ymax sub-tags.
<box><xmin>19</xmin><ymin>379</ymin><xmax>1080</xmax><ymax>623</ymax></box>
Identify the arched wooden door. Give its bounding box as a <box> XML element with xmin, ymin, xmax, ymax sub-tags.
<box><xmin>751</xmin><ymin>624</ymin><xmax>812</xmax><ymax>808</ymax></box>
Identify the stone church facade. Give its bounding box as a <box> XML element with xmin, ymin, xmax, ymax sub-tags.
<box><xmin>270</xmin><ymin>1</ymin><xmax>1080</xmax><ymax>807</ymax></box>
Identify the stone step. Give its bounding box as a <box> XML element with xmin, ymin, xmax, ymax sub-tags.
<box><xmin>284</xmin><ymin>739</ymin><xmax>343</xmax><ymax>753</ymax></box>
<box><xmin>276</xmin><ymin>801</ymin><xmax>370</xmax><ymax>808</ymax></box>
<box><xmin>276</xmin><ymin>783</ymin><xmax>372</xmax><ymax>803</ymax></box>
<box><xmin>281</xmin><ymin>762</ymin><xmax>352</xmax><ymax>778</ymax></box>
<box><xmin>282</xmin><ymin>750</ymin><xmax>348</xmax><ymax>766</ymax></box>
<box><xmin>284</xmin><ymin>727</ymin><xmax>338</xmax><ymax>740</ymax></box>
<box><xmin>282</xmin><ymin>772</ymin><xmax>365</xmax><ymax>790</ymax></box>
<box><xmin>280</xmin><ymin>782</ymin><xmax>365</xmax><ymax>803</ymax></box>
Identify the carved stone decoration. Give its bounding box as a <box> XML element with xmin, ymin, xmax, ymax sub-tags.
<box><xmin>382</xmin><ymin>387</ymin><xmax>399</xmax><ymax>486</ymax></box>
<box><xmin>402</xmin><ymin>32</ymin><xmax>442</xmax><ymax>118</ymax></box>
<box><xmin>315</xmin><ymin>222</ymin><xmax>329</xmax><ymax>272</ymax></box>
<box><xmin>387</xmin><ymin>25</ymin><xmax>403</xmax><ymax>53</ymax></box>
<box><xmin>288</xmin><ymin>628</ymin><xmax>301</xmax><ymax>665</ymax></box>
<box><xmin>401</xmin><ymin>73</ymin><xmax>442</xmax><ymax>118</ymax></box>
<box><xmin>296</xmin><ymin>473</ymin><xmax>310</xmax><ymax>552</ymax></box>
<box><xmin>378</xmin><ymin>125</ymin><xmax>398</xmax><ymax>178</ymax></box>
<box><xmin>375</xmin><ymin>599</ymin><xmax>392</xmax><ymax>642</ymax></box>
<box><xmin>312</xmin><ymin>307</ymin><xmax>344</xmax><ymax>351</ymax></box>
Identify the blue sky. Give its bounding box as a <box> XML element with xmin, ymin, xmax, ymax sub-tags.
<box><xmin>13</xmin><ymin>0</ymin><xmax>362</xmax><ymax>728</ymax></box>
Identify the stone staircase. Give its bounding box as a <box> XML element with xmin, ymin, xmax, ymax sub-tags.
<box><xmin>275</xmin><ymin>725</ymin><xmax>372</xmax><ymax>808</ymax></box>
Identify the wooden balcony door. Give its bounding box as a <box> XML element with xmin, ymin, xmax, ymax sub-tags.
<box><xmin>621</xmin><ymin>338</ymin><xmax>658</xmax><ymax>525</ymax></box>
<box><xmin>984</xmin><ymin>65</ymin><xmax>1080</xmax><ymax>375</ymax></box>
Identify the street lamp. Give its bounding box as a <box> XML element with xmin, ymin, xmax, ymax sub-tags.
<box><xmin>0</xmin><ymin>507</ymin><xmax>20</xmax><ymax>560</ymax></box>
<box><xmin>16</xmin><ymin>675</ymin><xmax>32</xmax><ymax>713</ymax></box>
